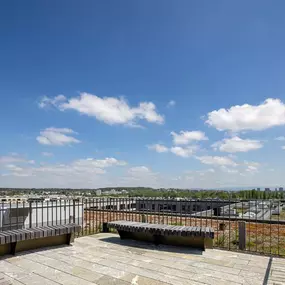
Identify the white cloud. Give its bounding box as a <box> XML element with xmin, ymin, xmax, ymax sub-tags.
<box><xmin>2</xmin><ymin>157</ymin><xmax>126</xmax><ymax>180</ymax></box>
<box><xmin>128</xmin><ymin>166</ymin><xmax>151</xmax><ymax>174</ymax></box>
<box><xmin>170</xmin><ymin>146</ymin><xmax>197</xmax><ymax>158</ymax></box>
<box><xmin>0</xmin><ymin>154</ymin><xmax>29</xmax><ymax>164</ymax></box>
<box><xmin>185</xmin><ymin>168</ymin><xmax>216</xmax><ymax>176</ymax></box>
<box><xmin>147</xmin><ymin>144</ymin><xmax>169</xmax><ymax>153</ymax></box>
<box><xmin>167</xmin><ymin>100</ymin><xmax>176</xmax><ymax>108</ymax></box>
<box><xmin>276</xmin><ymin>136</ymin><xmax>285</xmax><ymax>141</ymax></box>
<box><xmin>220</xmin><ymin>166</ymin><xmax>239</xmax><ymax>174</ymax></box>
<box><xmin>244</xmin><ymin>161</ymin><xmax>260</xmax><ymax>167</ymax></box>
<box><xmin>243</xmin><ymin>161</ymin><xmax>260</xmax><ymax>174</ymax></box>
<box><xmin>206</xmin><ymin>98</ymin><xmax>285</xmax><ymax>132</ymax></box>
<box><xmin>246</xmin><ymin>165</ymin><xmax>259</xmax><ymax>173</ymax></box>
<box><xmin>5</xmin><ymin>164</ymin><xmax>24</xmax><ymax>172</ymax></box>
<box><xmin>42</xmin><ymin>152</ymin><xmax>54</xmax><ymax>157</ymax></box>
<box><xmin>212</xmin><ymin>136</ymin><xmax>263</xmax><ymax>153</ymax></box>
<box><xmin>196</xmin><ymin>156</ymin><xmax>237</xmax><ymax>166</ymax></box>
<box><xmin>38</xmin><ymin>95</ymin><xmax>66</xmax><ymax>109</ymax></box>
<box><xmin>171</xmin><ymin>130</ymin><xmax>208</xmax><ymax>145</ymax></box>
<box><xmin>282</xmin><ymin>146</ymin><xmax>285</xmax><ymax>150</ymax></box>
<box><xmin>124</xmin><ymin>166</ymin><xmax>159</xmax><ymax>186</ymax></box>
<box><xmin>73</xmin><ymin>157</ymin><xmax>126</xmax><ymax>169</ymax></box>
<box><xmin>40</xmin><ymin>93</ymin><xmax>164</xmax><ymax>126</ymax></box>
<box><xmin>36</xmin><ymin>127</ymin><xmax>80</xmax><ymax>146</ymax></box>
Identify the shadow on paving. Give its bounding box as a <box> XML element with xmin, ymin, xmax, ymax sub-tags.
<box><xmin>0</xmin><ymin>244</ymin><xmax>70</xmax><ymax>261</ymax></box>
<box><xmin>97</xmin><ymin>235</ymin><xmax>204</xmax><ymax>255</ymax></box>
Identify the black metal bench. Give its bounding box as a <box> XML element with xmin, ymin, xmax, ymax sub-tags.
<box><xmin>0</xmin><ymin>223</ymin><xmax>81</xmax><ymax>256</ymax></box>
<box><xmin>106</xmin><ymin>221</ymin><xmax>214</xmax><ymax>250</ymax></box>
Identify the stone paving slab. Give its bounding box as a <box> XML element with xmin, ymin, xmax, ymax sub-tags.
<box><xmin>0</xmin><ymin>233</ymin><xmax>282</xmax><ymax>284</ymax></box>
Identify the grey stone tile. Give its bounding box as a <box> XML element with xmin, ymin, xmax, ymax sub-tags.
<box><xmin>121</xmin><ymin>273</ymin><xmax>170</xmax><ymax>285</ymax></box>
<box><xmin>1</xmin><ymin>277</ymin><xmax>22</xmax><ymax>285</ymax></box>
<box><xmin>248</xmin><ymin>260</ymin><xmax>269</xmax><ymax>268</ymax></box>
<box><xmin>95</xmin><ymin>275</ymin><xmax>129</xmax><ymax>285</ymax></box>
<box><xmin>6</xmin><ymin>257</ymin><xmax>94</xmax><ymax>285</ymax></box>
<box><xmin>24</xmin><ymin>253</ymin><xmax>103</xmax><ymax>282</ymax></box>
<box><xmin>15</xmin><ymin>273</ymin><xmax>60</xmax><ymax>285</ymax></box>
<box><xmin>188</xmin><ymin>274</ymin><xmax>241</xmax><ymax>285</ymax></box>
<box><xmin>0</xmin><ymin>260</ymin><xmax>30</xmax><ymax>280</ymax></box>
<box><xmin>233</xmin><ymin>264</ymin><xmax>267</xmax><ymax>274</ymax></box>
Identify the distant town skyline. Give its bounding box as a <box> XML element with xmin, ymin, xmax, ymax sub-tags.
<box><xmin>1</xmin><ymin>1</ymin><xmax>285</xmax><ymax>188</ymax></box>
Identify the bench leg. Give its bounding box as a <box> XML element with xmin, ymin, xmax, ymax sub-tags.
<box><xmin>102</xmin><ymin>223</ymin><xmax>109</xmax><ymax>233</ymax></box>
<box><xmin>66</xmin><ymin>233</ymin><xmax>75</xmax><ymax>245</ymax></box>
<box><xmin>10</xmin><ymin>242</ymin><xmax>17</xmax><ymax>255</ymax></box>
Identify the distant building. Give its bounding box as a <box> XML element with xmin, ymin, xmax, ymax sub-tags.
<box><xmin>257</xmin><ymin>188</ymin><xmax>261</xmax><ymax>191</ymax></box>
<box><xmin>136</xmin><ymin>199</ymin><xmax>234</xmax><ymax>215</ymax></box>
<box><xmin>110</xmin><ymin>189</ymin><xmax>116</xmax><ymax>195</ymax></box>
<box><xmin>279</xmin><ymin>187</ymin><xmax>284</xmax><ymax>192</ymax></box>
<box><xmin>265</xmin><ymin>188</ymin><xmax>270</xmax><ymax>192</ymax></box>
<box><xmin>96</xmin><ymin>189</ymin><xmax>102</xmax><ymax>196</ymax></box>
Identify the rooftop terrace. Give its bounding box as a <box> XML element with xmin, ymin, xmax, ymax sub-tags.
<box><xmin>0</xmin><ymin>233</ymin><xmax>283</xmax><ymax>285</ymax></box>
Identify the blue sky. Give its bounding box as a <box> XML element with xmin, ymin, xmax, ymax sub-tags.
<box><xmin>1</xmin><ymin>0</ymin><xmax>285</xmax><ymax>189</ymax></box>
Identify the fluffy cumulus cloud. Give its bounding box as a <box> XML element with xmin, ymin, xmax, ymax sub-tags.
<box><xmin>171</xmin><ymin>131</ymin><xmax>208</xmax><ymax>145</ymax></box>
<box><xmin>196</xmin><ymin>155</ymin><xmax>237</xmax><ymax>166</ymax></box>
<box><xmin>147</xmin><ymin>144</ymin><xmax>169</xmax><ymax>153</ymax></box>
<box><xmin>282</xmin><ymin>146</ymin><xmax>285</xmax><ymax>150</ymax></box>
<box><xmin>206</xmin><ymin>98</ymin><xmax>285</xmax><ymax>132</ymax></box>
<box><xmin>212</xmin><ymin>136</ymin><xmax>263</xmax><ymax>153</ymax></box>
<box><xmin>1</xmin><ymin>157</ymin><xmax>127</xmax><ymax>185</ymax></box>
<box><xmin>39</xmin><ymin>93</ymin><xmax>164</xmax><ymax>126</ymax></box>
<box><xmin>38</xmin><ymin>95</ymin><xmax>66</xmax><ymax>109</ymax></box>
<box><xmin>170</xmin><ymin>146</ymin><xmax>198</xmax><ymax>158</ymax></box>
<box><xmin>36</xmin><ymin>127</ymin><xmax>80</xmax><ymax>146</ymax></box>
<box><xmin>73</xmin><ymin>157</ymin><xmax>126</xmax><ymax>169</ymax></box>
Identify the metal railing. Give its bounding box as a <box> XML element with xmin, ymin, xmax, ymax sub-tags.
<box><xmin>0</xmin><ymin>199</ymin><xmax>84</xmax><ymax>231</ymax></box>
<box><xmin>1</xmin><ymin>197</ymin><xmax>285</xmax><ymax>257</ymax></box>
<box><xmin>82</xmin><ymin>197</ymin><xmax>285</xmax><ymax>257</ymax></box>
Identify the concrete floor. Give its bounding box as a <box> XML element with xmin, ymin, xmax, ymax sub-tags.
<box><xmin>0</xmin><ymin>233</ymin><xmax>284</xmax><ymax>285</ymax></box>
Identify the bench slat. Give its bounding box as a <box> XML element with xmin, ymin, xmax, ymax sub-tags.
<box><xmin>107</xmin><ymin>221</ymin><xmax>214</xmax><ymax>239</ymax></box>
<box><xmin>0</xmin><ymin>224</ymin><xmax>81</xmax><ymax>245</ymax></box>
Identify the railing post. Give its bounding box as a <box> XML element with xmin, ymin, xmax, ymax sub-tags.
<box><xmin>238</xmin><ymin>221</ymin><xmax>246</xmax><ymax>250</ymax></box>
<box><xmin>29</xmin><ymin>201</ymin><xmax>32</xmax><ymax>228</ymax></box>
<box><xmin>73</xmin><ymin>200</ymin><xmax>76</xmax><ymax>223</ymax></box>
